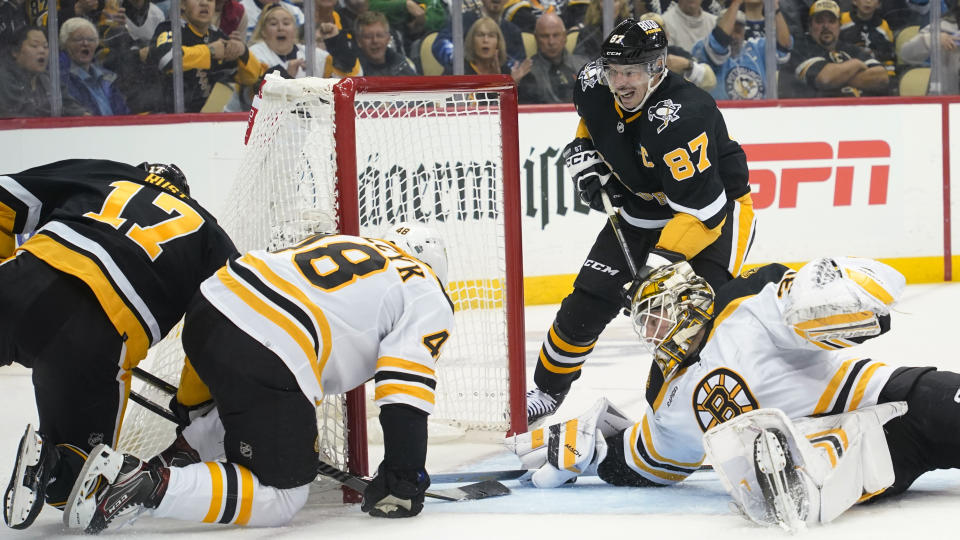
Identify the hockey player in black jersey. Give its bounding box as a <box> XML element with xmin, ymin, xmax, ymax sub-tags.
<box><xmin>526</xmin><ymin>18</ymin><xmax>756</xmax><ymax>427</ymax></box>
<box><xmin>1</xmin><ymin>159</ymin><xmax>237</xmax><ymax>530</ymax></box>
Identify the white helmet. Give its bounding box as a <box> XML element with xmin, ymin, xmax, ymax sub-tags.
<box><xmin>382</xmin><ymin>222</ymin><xmax>449</xmax><ymax>285</ymax></box>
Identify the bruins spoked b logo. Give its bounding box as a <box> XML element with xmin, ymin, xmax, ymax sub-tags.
<box><xmin>693</xmin><ymin>368</ymin><xmax>758</xmax><ymax>432</ymax></box>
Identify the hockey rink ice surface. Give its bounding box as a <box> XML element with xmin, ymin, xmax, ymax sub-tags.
<box><xmin>2</xmin><ymin>283</ymin><xmax>959</xmax><ymax>539</ymax></box>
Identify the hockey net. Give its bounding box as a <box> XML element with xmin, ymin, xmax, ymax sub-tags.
<box><xmin>117</xmin><ymin>75</ymin><xmax>526</xmax><ymax>490</ymax></box>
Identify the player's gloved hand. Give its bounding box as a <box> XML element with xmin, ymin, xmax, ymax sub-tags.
<box><xmin>168</xmin><ymin>396</ymin><xmax>215</xmax><ymax>426</ymax></box>
<box><xmin>506</xmin><ymin>398</ymin><xmax>633</xmax><ymax>488</ymax></box>
<box><xmin>564</xmin><ymin>138</ymin><xmax>625</xmax><ymax>211</ymax></box>
<box><xmin>361</xmin><ymin>462</ymin><xmax>430</xmax><ymax>518</ymax></box>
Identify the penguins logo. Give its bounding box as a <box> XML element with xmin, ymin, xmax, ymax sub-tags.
<box><xmin>647</xmin><ymin>99</ymin><xmax>681</xmax><ymax>134</ymax></box>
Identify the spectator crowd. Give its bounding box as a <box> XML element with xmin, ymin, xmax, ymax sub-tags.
<box><xmin>0</xmin><ymin>0</ymin><xmax>955</xmax><ymax>116</ymax></box>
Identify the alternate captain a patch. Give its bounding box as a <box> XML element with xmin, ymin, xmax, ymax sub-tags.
<box><xmin>693</xmin><ymin>368</ymin><xmax>759</xmax><ymax>432</ymax></box>
<box><xmin>647</xmin><ymin>99</ymin><xmax>681</xmax><ymax>134</ymax></box>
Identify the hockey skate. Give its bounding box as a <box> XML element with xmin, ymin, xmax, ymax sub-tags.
<box><xmin>526</xmin><ymin>388</ymin><xmax>567</xmax><ymax>428</ymax></box>
<box><xmin>3</xmin><ymin>424</ymin><xmax>58</xmax><ymax>529</ymax></box>
<box><xmin>753</xmin><ymin>428</ymin><xmax>808</xmax><ymax>532</ymax></box>
<box><xmin>64</xmin><ymin>444</ymin><xmax>168</xmax><ymax>534</ymax></box>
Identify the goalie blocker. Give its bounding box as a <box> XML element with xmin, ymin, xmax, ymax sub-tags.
<box><xmin>508</xmin><ymin>256</ymin><xmax>960</xmax><ymax>527</ymax></box>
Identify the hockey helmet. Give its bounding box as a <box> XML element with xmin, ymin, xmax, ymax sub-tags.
<box><xmin>601</xmin><ymin>18</ymin><xmax>668</xmax><ymax>66</ymax></box>
<box><xmin>382</xmin><ymin>222</ymin><xmax>449</xmax><ymax>286</ymax></box>
<box><xmin>138</xmin><ymin>162</ymin><xmax>190</xmax><ymax>196</ymax></box>
<box><xmin>630</xmin><ymin>261</ymin><xmax>714</xmax><ymax>378</ymax></box>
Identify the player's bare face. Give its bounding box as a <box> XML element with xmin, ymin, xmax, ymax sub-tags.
<box><xmin>810</xmin><ymin>13</ymin><xmax>839</xmax><ymax>48</ymax></box>
<box><xmin>606</xmin><ymin>64</ymin><xmax>651</xmax><ymax>110</ymax></box>
<box><xmin>639</xmin><ymin>306</ymin><xmax>672</xmax><ymax>344</ymax></box>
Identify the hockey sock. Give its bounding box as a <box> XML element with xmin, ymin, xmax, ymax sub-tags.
<box><xmin>154</xmin><ymin>462</ymin><xmax>308</xmax><ymax>527</ymax></box>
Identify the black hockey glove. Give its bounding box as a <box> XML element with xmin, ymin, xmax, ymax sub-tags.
<box><xmin>361</xmin><ymin>462</ymin><xmax>430</xmax><ymax>518</ymax></box>
<box><xmin>564</xmin><ymin>138</ymin><xmax>626</xmax><ymax>212</ymax></box>
<box><xmin>168</xmin><ymin>396</ymin><xmax>215</xmax><ymax>427</ymax></box>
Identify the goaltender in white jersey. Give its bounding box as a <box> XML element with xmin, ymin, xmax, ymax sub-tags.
<box><xmin>511</xmin><ymin>257</ymin><xmax>960</xmax><ymax>529</ymax></box>
<box><xmin>61</xmin><ymin>225</ymin><xmax>454</xmax><ymax>533</ymax></box>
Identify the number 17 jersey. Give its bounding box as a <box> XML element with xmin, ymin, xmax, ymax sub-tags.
<box><xmin>1</xmin><ymin>159</ymin><xmax>237</xmax><ymax>369</ymax></box>
<box><xmin>198</xmin><ymin>233</ymin><xmax>455</xmax><ymax>416</ymax></box>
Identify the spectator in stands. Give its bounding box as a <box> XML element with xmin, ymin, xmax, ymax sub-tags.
<box><xmin>0</xmin><ymin>0</ymin><xmax>28</xmax><ymax>46</ymax></box>
<box><xmin>355</xmin><ymin>11</ymin><xmax>416</xmax><ymax>75</ymax></box>
<box><xmin>0</xmin><ymin>26</ymin><xmax>88</xmax><ymax>116</ymax></box>
<box><xmin>742</xmin><ymin>0</ymin><xmax>770</xmax><ymax>39</ymax></box>
<box><xmin>59</xmin><ymin>17</ymin><xmax>129</xmax><ymax>115</ymax></box>
<box><xmin>215</xmin><ymin>0</ymin><xmax>247</xmax><ymax>40</ymax></box>
<box><xmin>661</xmin><ymin>0</ymin><xmax>717</xmax><ymax>52</ymax></box>
<box><xmin>780</xmin><ymin>0</ymin><xmax>890</xmax><ymax>97</ymax></box>
<box><xmin>691</xmin><ymin>0</ymin><xmax>792</xmax><ymax>99</ymax></box>
<box><xmin>123</xmin><ymin>0</ymin><xmax>165</xmax><ymax>43</ymax></box>
<box><xmin>433</xmin><ymin>0</ymin><xmax>526</xmax><ymax>70</ymax></box>
<box><xmin>573</xmin><ymin>0</ymin><xmax>630</xmax><ymax>58</ymax></box>
<box><xmin>899</xmin><ymin>0</ymin><xmax>960</xmax><ymax>93</ymax></box>
<box><xmin>640</xmin><ymin>12</ymin><xmax>716</xmax><ymax>91</ymax></box>
<box><xmin>249</xmin><ymin>2</ymin><xmax>361</xmax><ymax>78</ymax></box>
<box><xmin>149</xmin><ymin>0</ymin><xmax>265</xmax><ymax>112</ymax></box>
<box><xmin>560</xmin><ymin>0</ymin><xmax>590</xmax><ymax>31</ymax></box>
<box><xmin>242</xmin><ymin>0</ymin><xmax>304</xmax><ymax>41</ymax></box>
<box><xmin>369</xmin><ymin>0</ymin><xmax>447</xmax><ymax>46</ymax></box>
<box><xmin>839</xmin><ymin>0</ymin><xmax>895</xmax><ymax>76</ymax></box>
<box><xmin>518</xmin><ymin>12</ymin><xmax>585</xmax><ymax>103</ymax></box>
<box><xmin>443</xmin><ymin>15</ymin><xmax>531</xmax><ymax>80</ymax></box>
<box><xmin>313</xmin><ymin>0</ymin><xmax>365</xmax><ymax>70</ymax></box>
<box><xmin>501</xmin><ymin>0</ymin><xmax>538</xmax><ymax>32</ymax></box>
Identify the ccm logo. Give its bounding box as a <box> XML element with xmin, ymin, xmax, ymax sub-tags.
<box><xmin>742</xmin><ymin>140</ymin><xmax>890</xmax><ymax>210</ymax></box>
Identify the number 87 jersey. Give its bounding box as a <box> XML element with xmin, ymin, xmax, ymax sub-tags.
<box><xmin>1</xmin><ymin>159</ymin><xmax>238</xmax><ymax>370</ymax></box>
<box><xmin>198</xmin><ymin>233</ymin><xmax>455</xmax><ymax>413</ymax></box>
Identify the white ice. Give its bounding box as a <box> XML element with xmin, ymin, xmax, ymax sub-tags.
<box><xmin>2</xmin><ymin>284</ymin><xmax>959</xmax><ymax>539</ymax></box>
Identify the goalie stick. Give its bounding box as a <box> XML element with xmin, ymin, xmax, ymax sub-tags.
<box><xmin>429</xmin><ymin>464</ymin><xmax>715</xmax><ymax>484</ymax></box>
<box><xmin>128</xmin><ymin>368</ymin><xmax>511</xmax><ymax>502</ymax></box>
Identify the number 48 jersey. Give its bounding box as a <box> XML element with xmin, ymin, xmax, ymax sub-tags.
<box><xmin>198</xmin><ymin>234</ymin><xmax>455</xmax><ymax>415</ymax></box>
<box><xmin>1</xmin><ymin>159</ymin><xmax>237</xmax><ymax>369</ymax></box>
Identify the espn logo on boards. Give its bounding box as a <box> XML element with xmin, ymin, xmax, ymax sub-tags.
<box><xmin>742</xmin><ymin>140</ymin><xmax>890</xmax><ymax>209</ymax></box>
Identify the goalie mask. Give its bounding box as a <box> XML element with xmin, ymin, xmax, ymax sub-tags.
<box><xmin>382</xmin><ymin>222</ymin><xmax>449</xmax><ymax>286</ymax></box>
<box><xmin>630</xmin><ymin>262</ymin><xmax>714</xmax><ymax>378</ymax></box>
<box><xmin>600</xmin><ymin>18</ymin><xmax>668</xmax><ymax>111</ymax></box>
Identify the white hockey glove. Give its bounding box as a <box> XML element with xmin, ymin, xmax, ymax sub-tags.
<box><xmin>703</xmin><ymin>403</ymin><xmax>907</xmax><ymax>532</ymax></box>
<box><xmin>563</xmin><ymin>138</ymin><xmax>625</xmax><ymax>212</ymax></box>
<box><xmin>784</xmin><ymin>257</ymin><xmax>905</xmax><ymax>348</ymax></box>
<box><xmin>505</xmin><ymin>398</ymin><xmax>633</xmax><ymax>488</ymax></box>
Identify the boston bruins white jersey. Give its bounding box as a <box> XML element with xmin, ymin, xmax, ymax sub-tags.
<box><xmin>198</xmin><ymin>233</ymin><xmax>454</xmax><ymax>414</ymax></box>
<box><xmin>623</xmin><ymin>264</ymin><xmax>896</xmax><ymax>485</ymax></box>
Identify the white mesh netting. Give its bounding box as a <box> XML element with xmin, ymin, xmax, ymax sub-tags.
<box><xmin>118</xmin><ymin>76</ymin><xmax>516</xmax><ymax>479</ymax></box>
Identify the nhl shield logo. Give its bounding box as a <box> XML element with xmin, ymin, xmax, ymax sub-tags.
<box><xmin>648</xmin><ymin>99</ymin><xmax>682</xmax><ymax>134</ymax></box>
<box><xmin>87</xmin><ymin>432</ymin><xmax>103</xmax><ymax>447</ymax></box>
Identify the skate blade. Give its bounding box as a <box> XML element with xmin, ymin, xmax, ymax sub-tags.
<box><xmin>4</xmin><ymin>424</ymin><xmax>43</xmax><ymax>529</ymax></box>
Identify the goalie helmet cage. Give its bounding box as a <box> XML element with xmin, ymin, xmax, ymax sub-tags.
<box><xmin>116</xmin><ymin>75</ymin><xmax>527</xmax><ymax>503</ymax></box>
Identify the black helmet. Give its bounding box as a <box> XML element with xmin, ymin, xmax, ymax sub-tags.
<box><xmin>601</xmin><ymin>18</ymin><xmax>668</xmax><ymax>65</ymax></box>
<box><xmin>138</xmin><ymin>162</ymin><xmax>189</xmax><ymax>196</ymax></box>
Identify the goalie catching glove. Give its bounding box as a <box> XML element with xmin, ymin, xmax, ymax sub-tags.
<box><xmin>563</xmin><ymin>138</ymin><xmax>628</xmax><ymax>211</ymax></box>
<box><xmin>505</xmin><ymin>398</ymin><xmax>633</xmax><ymax>488</ymax></box>
<box><xmin>783</xmin><ymin>257</ymin><xmax>904</xmax><ymax>349</ymax></box>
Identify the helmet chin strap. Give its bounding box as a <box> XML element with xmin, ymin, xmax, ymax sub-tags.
<box><xmin>614</xmin><ymin>69</ymin><xmax>666</xmax><ymax>113</ymax></box>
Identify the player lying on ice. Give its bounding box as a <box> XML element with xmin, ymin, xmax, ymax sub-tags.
<box><xmin>54</xmin><ymin>224</ymin><xmax>453</xmax><ymax>533</ymax></box>
<box><xmin>508</xmin><ymin>256</ymin><xmax>960</xmax><ymax>530</ymax></box>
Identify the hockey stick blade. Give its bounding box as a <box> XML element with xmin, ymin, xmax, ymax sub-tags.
<box><xmin>430</xmin><ymin>464</ymin><xmax>714</xmax><ymax>484</ymax></box>
<box><xmin>315</xmin><ymin>461</ymin><xmax>510</xmax><ymax>502</ymax></box>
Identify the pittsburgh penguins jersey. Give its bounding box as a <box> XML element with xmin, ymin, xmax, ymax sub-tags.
<box><xmin>619</xmin><ymin>264</ymin><xmax>896</xmax><ymax>485</ymax></box>
<box><xmin>198</xmin><ymin>233</ymin><xmax>454</xmax><ymax>414</ymax></box>
<box><xmin>573</xmin><ymin>66</ymin><xmax>751</xmax><ymax>259</ymax></box>
<box><xmin>1</xmin><ymin>159</ymin><xmax>238</xmax><ymax>369</ymax></box>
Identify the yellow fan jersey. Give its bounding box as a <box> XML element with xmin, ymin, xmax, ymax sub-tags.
<box><xmin>198</xmin><ymin>233</ymin><xmax>454</xmax><ymax>414</ymax></box>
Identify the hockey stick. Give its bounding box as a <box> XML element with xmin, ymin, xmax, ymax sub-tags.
<box><xmin>128</xmin><ymin>367</ymin><xmax>511</xmax><ymax>502</ymax></box>
<box><xmin>600</xmin><ymin>190</ymin><xmax>653</xmax><ymax>308</ymax></box>
<box><xmin>430</xmin><ymin>464</ymin><xmax>715</xmax><ymax>484</ymax></box>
